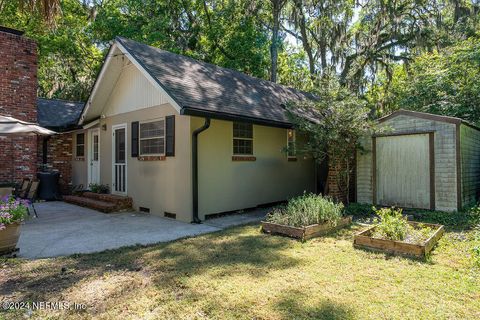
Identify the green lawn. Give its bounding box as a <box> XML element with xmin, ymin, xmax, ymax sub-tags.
<box><xmin>1</xmin><ymin>215</ymin><xmax>479</xmax><ymax>320</ymax></box>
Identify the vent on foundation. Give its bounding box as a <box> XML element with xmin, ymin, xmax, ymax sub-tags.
<box><xmin>139</xmin><ymin>207</ymin><xmax>150</xmax><ymax>213</ymax></box>
<box><xmin>164</xmin><ymin>212</ymin><xmax>176</xmax><ymax>219</ymax></box>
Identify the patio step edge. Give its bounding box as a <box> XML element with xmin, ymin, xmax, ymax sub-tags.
<box><xmin>63</xmin><ymin>195</ymin><xmax>120</xmax><ymax>213</ymax></box>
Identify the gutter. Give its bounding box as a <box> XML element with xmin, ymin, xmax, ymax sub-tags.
<box><xmin>181</xmin><ymin>106</ymin><xmax>292</xmax><ymax>129</ymax></box>
<box><xmin>192</xmin><ymin>118</ymin><xmax>211</xmax><ymax>223</ymax></box>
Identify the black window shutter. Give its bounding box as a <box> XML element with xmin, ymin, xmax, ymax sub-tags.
<box><xmin>131</xmin><ymin>121</ymin><xmax>139</xmax><ymax>157</ymax></box>
<box><xmin>165</xmin><ymin>115</ymin><xmax>175</xmax><ymax>157</ymax></box>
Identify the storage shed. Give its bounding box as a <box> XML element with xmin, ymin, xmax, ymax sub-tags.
<box><xmin>356</xmin><ymin>110</ymin><xmax>480</xmax><ymax>211</ymax></box>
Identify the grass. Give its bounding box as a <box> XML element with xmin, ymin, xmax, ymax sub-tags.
<box><xmin>1</xmin><ymin>217</ymin><xmax>480</xmax><ymax>319</ymax></box>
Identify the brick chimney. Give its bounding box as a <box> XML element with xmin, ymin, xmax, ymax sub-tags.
<box><xmin>0</xmin><ymin>26</ymin><xmax>38</xmax><ymax>184</ymax></box>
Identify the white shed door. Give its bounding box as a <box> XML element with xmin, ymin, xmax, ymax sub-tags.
<box><xmin>376</xmin><ymin>134</ymin><xmax>431</xmax><ymax>209</ymax></box>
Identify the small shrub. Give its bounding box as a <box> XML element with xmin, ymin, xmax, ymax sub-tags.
<box><xmin>372</xmin><ymin>207</ymin><xmax>435</xmax><ymax>244</ymax></box>
<box><xmin>372</xmin><ymin>207</ymin><xmax>409</xmax><ymax>241</ymax></box>
<box><xmin>344</xmin><ymin>203</ymin><xmax>376</xmax><ymax>218</ymax></box>
<box><xmin>265</xmin><ymin>193</ymin><xmax>344</xmax><ymax>227</ymax></box>
<box><xmin>88</xmin><ymin>183</ymin><xmax>110</xmax><ymax>194</ymax></box>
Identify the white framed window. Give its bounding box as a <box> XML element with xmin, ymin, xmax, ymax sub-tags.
<box><xmin>287</xmin><ymin>129</ymin><xmax>296</xmax><ymax>158</ymax></box>
<box><xmin>76</xmin><ymin>133</ymin><xmax>85</xmax><ymax>157</ymax></box>
<box><xmin>233</xmin><ymin>122</ymin><xmax>253</xmax><ymax>155</ymax></box>
<box><xmin>139</xmin><ymin>118</ymin><xmax>165</xmax><ymax>156</ymax></box>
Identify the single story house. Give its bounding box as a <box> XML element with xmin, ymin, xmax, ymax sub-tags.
<box><xmin>356</xmin><ymin>110</ymin><xmax>480</xmax><ymax>211</ymax></box>
<box><xmin>72</xmin><ymin>37</ymin><xmax>316</xmax><ymax>222</ymax></box>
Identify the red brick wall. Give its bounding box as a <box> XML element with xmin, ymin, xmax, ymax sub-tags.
<box><xmin>326</xmin><ymin>152</ymin><xmax>356</xmax><ymax>204</ymax></box>
<box><xmin>37</xmin><ymin>133</ymin><xmax>73</xmax><ymax>194</ymax></box>
<box><xmin>0</xmin><ymin>29</ymin><xmax>38</xmax><ymax>184</ymax></box>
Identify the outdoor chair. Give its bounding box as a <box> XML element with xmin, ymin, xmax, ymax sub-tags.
<box><xmin>13</xmin><ymin>178</ymin><xmax>30</xmax><ymax>199</ymax></box>
<box><xmin>26</xmin><ymin>180</ymin><xmax>39</xmax><ymax>218</ymax></box>
<box><xmin>16</xmin><ymin>180</ymin><xmax>39</xmax><ymax>218</ymax></box>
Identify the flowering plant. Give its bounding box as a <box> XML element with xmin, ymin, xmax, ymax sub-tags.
<box><xmin>0</xmin><ymin>196</ymin><xmax>28</xmax><ymax>230</ymax></box>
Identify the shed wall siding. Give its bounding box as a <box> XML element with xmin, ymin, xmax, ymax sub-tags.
<box><xmin>460</xmin><ymin>124</ymin><xmax>480</xmax><ymax>206</ymax></box>
<box><xmin>356</xmin><ymin>136</ymin><xmax>373</xmax><ymax>204</ymax></box>
<box><xmin>356</xmin><ymin>114</ymin><xmax>458</xmax><ymax>211</ymax></box>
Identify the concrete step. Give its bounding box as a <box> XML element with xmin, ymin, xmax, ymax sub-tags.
<box><xmin>81</xmin><ymin>192</ymin><xmax>133</xmax><ymax>210</ymax></box>
<box><xmin>63</xmin><ymin>195</ymin><xmax>118</xmax><ymax>213</ymax></box>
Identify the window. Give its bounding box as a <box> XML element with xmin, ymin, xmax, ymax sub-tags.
<box><xmin>287</xmin><ymin>129</ymin><xmax>296</xmax><ymax>158</ymax></box>
<box><xmin>233</xmin><ymin>122</ymin><xmax>253</xmax><ymax>155</ymax></box>
<box><xmin>76</xmin><ymin>133</ymin><xmax>85</xmax><ymax>157</ymax></box>
<box><xmin>139</xmin><ymin>119</ymin><xmax>165</xmax><ymax>155</ymax></box>
<box><xmin>93</xmin><ymin>135</ymin><xmax>99</xmax><ymax>161</ymax></box>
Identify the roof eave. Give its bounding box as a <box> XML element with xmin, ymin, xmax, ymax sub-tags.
<box><xmin>181</xmin><ymin>106</ymin><xmax>292</xmax><ymax>129</ymax></box>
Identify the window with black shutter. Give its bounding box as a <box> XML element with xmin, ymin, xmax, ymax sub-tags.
<box><xmin>131</xmin><ymin>121</ymin><xmax>139</xmax><ymax>157</ymax></box>
<box><xmin>165</xmin><ymin>115</ymin><xmax>175</xmax><ymax>156</ymax></box>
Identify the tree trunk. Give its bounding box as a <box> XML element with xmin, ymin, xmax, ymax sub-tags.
<box><xmin>294</xmin><ymin>0</ymin><xmax>315</xmax><ymax>76</ymax></box>
<box><xmin>270</xmin><ymin>0</ymin><xmax>285</xmax><ymax>82</ymax></box>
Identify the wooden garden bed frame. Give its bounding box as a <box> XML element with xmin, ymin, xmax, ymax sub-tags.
<box><xmin>261</xmin><ymin>216</ymin><xmax>352</xmax><ymax>241</ymax></box>
<box><xmin>353</xmin><ymin>221</ymin><xmax>444</xmax><ymax>258</ymax></box>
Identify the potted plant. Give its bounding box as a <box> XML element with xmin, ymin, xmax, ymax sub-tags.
<box><xmin>354</xmin><ymin>207</ymin><xmax>444</xmax><ymax>258</ymax></box>
<box><xmin>0</xmin><ymin>196</ymin><xmax>29</xmax><ymax>254</ymax></box>
<box><xmin>261</xmin><ymin>193</ymin><xmax>352</xmax><ymax>241</ymax></box>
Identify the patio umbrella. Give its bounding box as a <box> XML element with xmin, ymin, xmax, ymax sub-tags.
<box><xmin>0</xmin><ymin>115</ymin><xmax>56</xmax><ymax>186</ymax></box>
<box><xmin>0</xmin><ymin>115</ymin><xmax>55</xmax><ymax>136</ymax></box>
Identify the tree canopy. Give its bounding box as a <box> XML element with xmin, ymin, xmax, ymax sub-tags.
<box><xmin>0</xmin><ymin>0</ymin><xmax>478</xmax><ymax>114</ymax></box>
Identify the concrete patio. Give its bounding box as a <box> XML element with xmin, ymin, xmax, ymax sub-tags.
<box><xmin>17</xmin><ymin>201</ymin><xmax>268</xmax><ymax>259</ymax></box>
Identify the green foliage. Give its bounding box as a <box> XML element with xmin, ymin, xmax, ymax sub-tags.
<box><xmin>287</xmin><ymin>77</ymin><xmax>375</xmax><ymax>163</ymax></box>
<box><xmin>88</xmin><ymin>183</ymin><xmax>109</xmax><ymax>194</ymax></box>
<box><xmin>344</xmin><ymin>203</ymin><xmax>376</xmax><ymax>218</ymax></box>
<box><xmin>368</xmin><ymin>38</ymin><xmax>480</xmax><ymax>123</ymax></box>
<box><xmin>472</xmin><ymin>224</ymin><xmax>480</xmax><ymax>267</ymax></box>
<box><xmin>0</xmin><ymin>0</ymin><xmax>102</xmax><ymax>101</ymax></box>
<box><xmin>287</xmin><ymin>77</ymin><xmax>376</xmax><ymax>199</ymax></box>
<box><xmin>372</xmin><ymin>207</ymin><xmax>409</xmax><ymax>241</ymax></box>
<box><xmin>405</xmin><ymin>204</ymin><xmax>480</xmax><ymax>230</ymax></box>
<box><xmin>266</xmin><ymin>193</ymin><xmax>344</xmax><ymax>227</ymax></box>
<box><xmin>372</xmin><ymin>207</ymin><xmax>437</xmax><ymax>244</ymax></box>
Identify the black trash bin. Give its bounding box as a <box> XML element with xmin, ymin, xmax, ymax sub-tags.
<box><xmin>37</xmin><ymin>171</ymin><xmax>61</xmax><ymax>201</ymax></box>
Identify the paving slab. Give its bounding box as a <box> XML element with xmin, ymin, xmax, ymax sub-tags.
<box><xmin>17</xmin><ymin>201</ymin><xmax>267</xmax><ymax>259</ymax></box>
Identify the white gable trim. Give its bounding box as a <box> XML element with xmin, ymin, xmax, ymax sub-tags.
<box><xmin>83</xmin><ymin>119</ymin><xmax>100</xmax><ymax>129</ymax></box>
<box><xmin>79</xmin><ymin>43</ymin><xmax>116</xmax><ymax>125</ymax></box>
<box><xmin>115</xmin><ymin>40</ymin><xmax>182</xmax><ymax>114</ymax></box>
<box><xmin>79</xmin><ymin>40</ymin><xmax>182</xmax><ymax>125</ymax></box>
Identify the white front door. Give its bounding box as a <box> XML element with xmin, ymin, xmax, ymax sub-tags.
<box><xmin>88</xmin><ymin>129</ymin><xmax>100</xmax><ymax>186</ymax></box>
<box><xmin>112</xmin><ymin>124</ymin><xmax>127</xmax><ymax>194</ymax></box>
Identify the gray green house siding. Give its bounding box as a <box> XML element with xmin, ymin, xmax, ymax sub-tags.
<box><xmin>460</xmin><ymin>124</ymin><xmax>480</xmax><ymax>206</ymax></box>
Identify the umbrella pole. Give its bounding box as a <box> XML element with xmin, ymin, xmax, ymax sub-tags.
<box><xmin>11</xmin><ymin>137</ymin><xmax>14</xmax><ymax>185</ymax></box>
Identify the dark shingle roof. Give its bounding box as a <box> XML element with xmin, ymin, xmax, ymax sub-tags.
<box><xmin>37</xmin><ymin>98</ymin><xmax>84</xmax><ymax>130</ymax></box>
<box><xmin>116</xmin><ymin>37</ymin><xmax>314</xmax><ymax>127</ymax></box>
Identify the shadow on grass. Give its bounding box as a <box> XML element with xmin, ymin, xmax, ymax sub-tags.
<box><xmin>0</xmin><ymin>225</ymin><xmax>299</xmax><ymax>301</ymax></box>
<box><xmin>276</xmin><ymin>289</ymin><xmax>356</xmax><ymax>320</ymax></box>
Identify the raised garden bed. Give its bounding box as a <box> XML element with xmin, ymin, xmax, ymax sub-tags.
<box><xmin>354</xmin><ymin>221</ymin><xmax>444</xmax><ymax>258</ymax></box>
<box><xmin>262</xmin><ymin>215</ymin><xmax>352</xmax><ymax>241</ymax></box>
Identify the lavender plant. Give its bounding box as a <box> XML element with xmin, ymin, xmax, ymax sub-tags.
<box><xmin>0</xmin><ymin>196</ymin><xmax>29</xmax><ymax>230</ymax></box>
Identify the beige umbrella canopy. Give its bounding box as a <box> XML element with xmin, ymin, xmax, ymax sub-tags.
<box><xmin>0</xmin><ymin>115</ymin><xmax>55</xmax><ymax>136</ymax></box>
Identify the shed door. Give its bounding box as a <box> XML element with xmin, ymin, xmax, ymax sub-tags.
<box><xmin>375</xmin><ymin>134</ymin><xmax>431</xmax><ymax>209</ymax></box>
